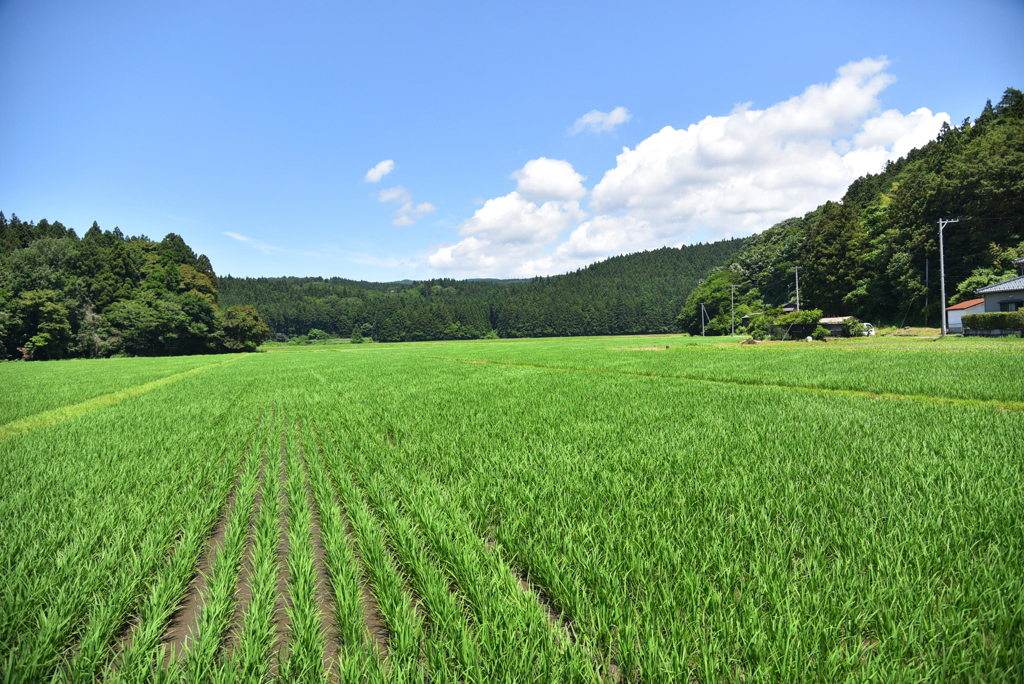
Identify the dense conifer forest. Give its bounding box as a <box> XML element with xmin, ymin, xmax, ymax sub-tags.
<box><xmin>678</xmin><ymin>88</ymin><xmax>1024</xmax><ymax>334</ymax></box>
<box><xmin>218</xmin><ymin>240</ymin><xmax>747</xmax><ymax>341</ymax></box>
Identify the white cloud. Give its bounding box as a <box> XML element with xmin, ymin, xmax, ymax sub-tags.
<box><xmin>577</xmin><ymin>57</ymin><xmax>948</xmax><ymax>259</ymax></box>
<box><xmin>456</xmin><ymin>192</ymin><xmax>584</xmax><ymax>245</ymax></box>
<box><xmin>378</xmin><ymin>185</ymin><xmax>435</xmax><ymax>226</ymax></box>
<box><xmin>570</xmin><ymin>106</ymin><xmax>632</xmax><ymax>135</ymax></box>
<box><xmin>429</xmin><ymin>58</ymin><xmax>949</xmax><ymax>278</ymax></box>
<box><xmin>511</xmin><ymin>157</ymin><xmax>587</xmax><ymax>202</ymax></box>
<box><xmin>426</xmin><ymin>159</ymin><xmax>589</xmax><ymax>276</ymax></box>
<box><xmin>365</xmin><ymin>159</ymin><xmax>395</xmax><ymax>182</ymax></box>
<box><xmin>427</xmin><ymin>191</ymin><xmax>585</xmax><ymax>276</ymax></box>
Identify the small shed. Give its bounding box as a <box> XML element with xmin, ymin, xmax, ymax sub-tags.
<box><xmin>945</xmin><ymin>298</ymin><xmax>985</xmax><ymax>334</ymax></box>
<box><xmin>819</xmin><ymin>316</ymin><xmax>856</xmax><ymax>337</ymax></box>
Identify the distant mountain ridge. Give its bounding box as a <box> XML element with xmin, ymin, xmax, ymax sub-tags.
<box><xmin>219</xmin><ymin>239</ymin><xmax>747</xmax><ymax>341</ymax></box>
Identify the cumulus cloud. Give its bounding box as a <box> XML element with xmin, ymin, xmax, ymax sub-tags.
<box><xmin>427</xmin><ymin>161</ymin><xmax>588</xmax><ymax>276</ymax></box>
<box><xmin>511</xmin><ymin>157</ymin><xmax>587</xmax><ymax>202</ymax></box>
<box><xmin>378</xmin><ymin>186</ymin><xmax>435</xmax><ymax>226</ymax></box>
<box><xmin>429</xmin><ymin>58</ymin><xmax>949</xmax><ymax>277</ymax></box>
<box><xmin>365</xmin><ymin>159</ymin><xmax>395</xmax><ymax>182</ymax></box>
<box><xmin>575</xmin><ymin>57</ymin><xmax>948</xmax><ymax>260</ymax></box>
<box><xmin>570</xmin><ymin>106</ymin><xmax>632</xmax><ymax>134</ymax></box>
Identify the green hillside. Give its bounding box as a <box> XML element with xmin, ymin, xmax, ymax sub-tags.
<box><xmin>679</xmin><ymin>88</ymin><xmax>1024</xmax><ymax>334</ymax></box>
<box><xmin>218</xmin><ymin>239</ymin><xmax>747</xmax><ymax>341</ymax></box>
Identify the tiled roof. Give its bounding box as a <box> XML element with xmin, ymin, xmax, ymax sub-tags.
<box><xmin>976</xmin><ymin>275</ymin><xmax>1024</xmax><ymax>294</ymax></box>
<box><xmin>946</xmin><ymin>298</ymin><xmax>985</xmax><ymax>311</ymax></box>
<box><xmin>819</xmin><ymin>316</ymin><xmax>854</xmax><ymax>324</ymax></box>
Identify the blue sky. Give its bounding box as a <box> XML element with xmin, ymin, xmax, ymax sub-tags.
<box><xmin>1</xmin><ymin>0</ymin><xmax>1021</xmax><ymax>281</ymax></box>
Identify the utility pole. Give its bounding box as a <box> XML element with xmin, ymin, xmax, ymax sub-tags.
<box><xmin>700</xmin><ymin>303</ymin><xmax>706</xmax><ymax>336</ymax></box>
<box><xmin>730</xmin><ymin>285</ymin><xmax>736</xmax><ymax>336</ymax></box>
<box><xmin>939</xmin><ymin>218</ymin><xmax>959</xmax><ymax>336</ymax></box>
<box><xmin>790</xmin><ymin>266</ymin><xmax>802</xmax><ymax>311</ymax></box>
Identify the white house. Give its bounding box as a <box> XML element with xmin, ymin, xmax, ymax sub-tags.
<box><xmin>945</xmin><ymin>298</ymin><xmax>986</xmax><ymax>334</ymax></box>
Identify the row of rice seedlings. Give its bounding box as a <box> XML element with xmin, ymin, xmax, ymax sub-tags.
<box><xmin>277</xmin><ymin>413</ymin><xmax>328</xmax><ymax>680</ymax></box>
<box><xmin>300</xmin><ymin>414</ymin><xmax>383</xmax><ymax>683</ymax></box>
<box><xmin>349</xmin><ymin>458</ymin><xmax>480</xmax><ymax>682</ymax></box>
<box><xmin>110</xmin><ymin>411</ymin><xmax>256</xmax><ymax>683</ymax></box>
<box><xmin>69</xmin><ymin>399</ymin><xmax>273</xmax><ymax>682</ymax></box>
<box><xmin>0</xmin><ymin>429</ymin><xmax>175</xmax><ymax>652</ymax></box>
<box><xmin>233</xmin><ymin>402</ymin><xmax>286</xmax><ymax>682</ymax></box>
<box><xmin>178</xmin><ymin>409</ymin><xmax>270</xmax><ymax>682</ymax></box>
<box><xmin>384</xmin><ymin>466</ymin><xmax>597</xmax><ymax>683</ymax></box>
<box><xmin>1</xmin><ymin>390</ymin><xmax>255</xmax><ymax>681</ymax></box>
<box><xmin>316</xmin><ymin>421</ymin><xmax>425</xmax><ymax>681</ymax></box>
<box><xmin>317</xmin><ymin>414</ymin><xmax>595</xmax><ymax>683</ymax></box>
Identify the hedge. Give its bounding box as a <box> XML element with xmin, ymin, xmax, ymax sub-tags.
<box><xmin>962</xmin><ymin>311</ymin><xmax>1024</xmax><ymax>330</ymax></box>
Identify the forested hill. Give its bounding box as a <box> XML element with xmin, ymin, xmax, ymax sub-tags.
<box><xmin>219</xmin><ymin>239</ymin><xmax>746</xmax><ymax>341</ymax></box>
<box><xmin>678</xmin><ymin>87</ymin><xmax>1024</xmax><ymax>335</ymax></box>
<box><xmin>0</xmin><ymin>217</ymin><xmax>268</xmax><ymax>359</ymax></box>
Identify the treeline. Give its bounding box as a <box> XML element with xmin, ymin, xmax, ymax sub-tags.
<box><xmin>0</xmin><ymin>216</ymin><xmax>268</xmax><ymax>359</ymax></box>
<box><xmin>219</xmin><ymin>240</ymin><xmax>746</xmax><ymax>341</ymax></box>
<box><xmin>679</xmin><ymin>88</ymin><xmax>1024</xmax><ymax>334</ymax></box>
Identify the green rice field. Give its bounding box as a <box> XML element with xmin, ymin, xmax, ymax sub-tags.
<box><xmin>1</xmin><ymin>335</ymin><xmax>1022</xmax><ymax>682</ymax></box>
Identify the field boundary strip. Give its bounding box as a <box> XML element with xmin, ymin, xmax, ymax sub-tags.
<box><xmin>0</xmin><ymin>354</ymin><xmax>249</xmax><ymax>441</ymax></box>
<box><xmin>437</xmin><ymin>357</ymin><xmax>1024</xmax><ymax>413</ymax></box>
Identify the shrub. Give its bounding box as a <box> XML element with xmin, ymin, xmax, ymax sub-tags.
<box><xmin>843</xmin><ymin>318</ymin><xmax>866</xmax><ymax>337</ymax></box>
<box><xmin>812</xmin><ymin>325</ymin><xmax>830</xmax><ymax>341</ymax></box>
<box><xmin>350</xmin><ymin>327</ymin><xmax>364</xmax><ymax>344</ymax></box>
<box><xmin>308</xmin><ymin>328</ymin><xmax>331</xmax><ymax>341</ymax></box>
<box><xmin>962</xmin><ymin>311</ymin><xmax>1024</xmax><ymax>330</ymax></box>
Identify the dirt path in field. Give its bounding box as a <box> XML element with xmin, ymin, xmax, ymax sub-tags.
<box><xmin>164</xmin><ymin>406</ymin><xmax>267</xmax><ymax>666</ymax></box>
<box><xmin>439</xmin><ymin>357</ymin><xmax>1024</xmax><ymax>413</ymax></box>
<box><xmin>297</xmin><ymin>419</ymin><xmax>342</xmax><ymax>682</ymax></box>
<box><xmin>0</xmin><ymin>354</ymin><xmax>249</xmax><ymax>442</ymax></box>
<box><xmin>160</xmin><ymin>472</ymin><xmax>240</xmax><ymax>664</ymax></box>
<box><xmin>308</xmin><ymin>421</ymin><xmax>390</xmax><ymax>661</ymax></box>
<box><xmin>223</xmin><ymin>439</ymin><xmax>268</xmax><ymax>657</ymax></box>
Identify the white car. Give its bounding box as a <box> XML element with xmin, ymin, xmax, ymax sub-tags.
<box><xmin>863</xmin><ymin>323</ymin><xmax>875</xmax><ymax>336</ymax></box>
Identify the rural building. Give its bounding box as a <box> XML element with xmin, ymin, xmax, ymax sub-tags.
<box><xmin>819</xmin><ymin>316</ymin><xmax>855</xmax><ymax>337</ymax></box>
<box><xmin>975</xmin><ymin>275</ymin><xmax>1024</xmax><ymax>313</ymax></box>
<box><xmin>945</xmin><ymin>298</ymin><xmax>985</xmax><ymax>334</ymax></box>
